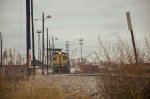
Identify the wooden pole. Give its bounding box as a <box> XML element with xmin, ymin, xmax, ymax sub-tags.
<box><xmin>26</xmin><ymin>0</ymin><xmax>31</xmax><ymax>75</ymax></box>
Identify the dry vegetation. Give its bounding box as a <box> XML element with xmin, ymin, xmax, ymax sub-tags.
<box><xmin>96</xmin><ymin>36</ymin><xmax>150</xmax><ymax>99</ymax></box>
<box><xmin>0</xmin><ymin>74</ymin><xmax>96</xmax><ymax>99</ymax></box>
<box><xmin>28</xmin><ymin>75</ymin><xmax>97</xmax><ymax>99</ymax></box>
<box><xmin>0</xmin><ymin>76</ymin><xmax>67</xmax><ymax>99</ymax></box>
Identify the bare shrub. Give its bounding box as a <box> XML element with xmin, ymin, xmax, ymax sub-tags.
<box><xmin>96</xmin><ymin>36</ymin><xmax>150</xmax><ymax>99</ymax></box>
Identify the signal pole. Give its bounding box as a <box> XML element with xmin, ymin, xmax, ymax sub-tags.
<box><xmin>126</xmin><ymin>12</ymin><xmax>139</xmax><ymax>64</ymax></box>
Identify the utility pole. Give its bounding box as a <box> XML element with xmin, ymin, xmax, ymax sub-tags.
<box><xmin>35</xmin><ymin>13</ymin><xmax>51</xmax><ymax>75</ymax></box>
<box><xmin>49</xmin><ymin>36</ymin><xmax>51</xmax><ymax>68</ymax></box>
<box><xmin>79</xmin><ymin>38</ymin><xmax>83</xmax><ymax>64</ymax></box>
<box><xmin>47</xmin><ymin>28</ymin><xmax>49</xmax><ymax>75</ymax></box>
<box><xmin>26</xmin><ymin>0</ymin><xmax>31</xmax><ymax>75</ymax></box>
<box><xmin>42</xmin><ymin>12</ymin><xmax>45</xmax><ymax>75</ymax></box>
<box><xmin>126</xmin><ymin>12</ymin><xmax>139</xmax><ymax>64</ymax></box>
<box><xmin>0</xmin><ymin>32</ymin><xmax>2</xmax><ymax>70</ymax></box>
<box><xmin>31</xmin><ymin>0</ymin><xmax>36</xmax><ymax>75</ymax></box>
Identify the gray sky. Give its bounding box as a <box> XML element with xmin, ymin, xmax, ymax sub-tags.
<box><xmin>0</xmin><ymin>0</ymin><xmax>149</xmax><ymax>59</ymax></box>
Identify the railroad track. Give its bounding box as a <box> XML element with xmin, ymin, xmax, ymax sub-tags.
<box><xmin>52</xmin><ymin>73</ymin><xmax>100</xmax><ymax>76</ymax></box>
<box><xmin>50</xmin><ymin>73</ymin><xmax>150</xmax><ymax>78</ymax></box>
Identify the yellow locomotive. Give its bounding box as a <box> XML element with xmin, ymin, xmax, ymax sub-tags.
<box><xmin>51</xmin><ymin>49</ymin><xmax>70</xmax><ymax>73</ymax></box>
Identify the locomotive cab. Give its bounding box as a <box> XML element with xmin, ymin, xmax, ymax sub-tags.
<box><xmin>51</xmin><ymin>49</ymin><xmax>70</xmax><ymax>73</ymax></box>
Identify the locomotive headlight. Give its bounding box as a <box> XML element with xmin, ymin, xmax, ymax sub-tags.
<box><xmin>59</xmin><ymin>52</ymin><xmax>62</xmax><ymax>54</ymax></box>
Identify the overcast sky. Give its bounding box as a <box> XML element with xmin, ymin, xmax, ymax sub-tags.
<box><xmin>0</xmin><ymin>0</ymin><xmax>149</xmax><ymax>59</ymax></box>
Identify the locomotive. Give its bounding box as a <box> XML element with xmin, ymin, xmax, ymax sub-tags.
<box><xmin>51</xmin><ymin>48</ymin><xmax>70</xmax><ymax>73</ymax></box>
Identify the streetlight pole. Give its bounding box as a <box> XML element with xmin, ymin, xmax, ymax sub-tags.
<box><xmin>41</xmin><ymin>13</ymin><xmax>52</xmax><ymax>75</ymax></box>
<box><xmin>42</xmin><ymin>12</ymin><xmax>45</xmax><ymax>75</ymax></box>
<box><xmin>47</xmin><ymin>28</ymin><xmax>49</xmax><ymax>75</ymax></box>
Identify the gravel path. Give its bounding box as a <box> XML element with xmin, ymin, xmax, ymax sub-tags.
<box><xmin>30</xmin><ymin>74</ymin><xmax>100</xmax><ymax>99</ymax></box>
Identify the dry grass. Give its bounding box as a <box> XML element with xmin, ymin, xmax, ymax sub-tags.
<box><xmin>0</xmin><ymin>76</ymin><xmax>12</xmax><ymax>99</ymax></box>
<box><xmin>0</xmin><ymin>75</ymin><xmax>91</xmax><ymax>99</ymax></box>
<box><xmin>13</xmin><ymin>81</ymin><xmax>66</xmax><ymax>99</ymax></box>
<box><xmin>0</xmin><ymin>76</ymin><xmax>67</xmax><ymax>99</ymax></box>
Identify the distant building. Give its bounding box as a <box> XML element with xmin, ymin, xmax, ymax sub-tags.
<box><xmin>126</xmin><ymin>63</ymin><xmax>150</xmax><ymax>73</ymax></box>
